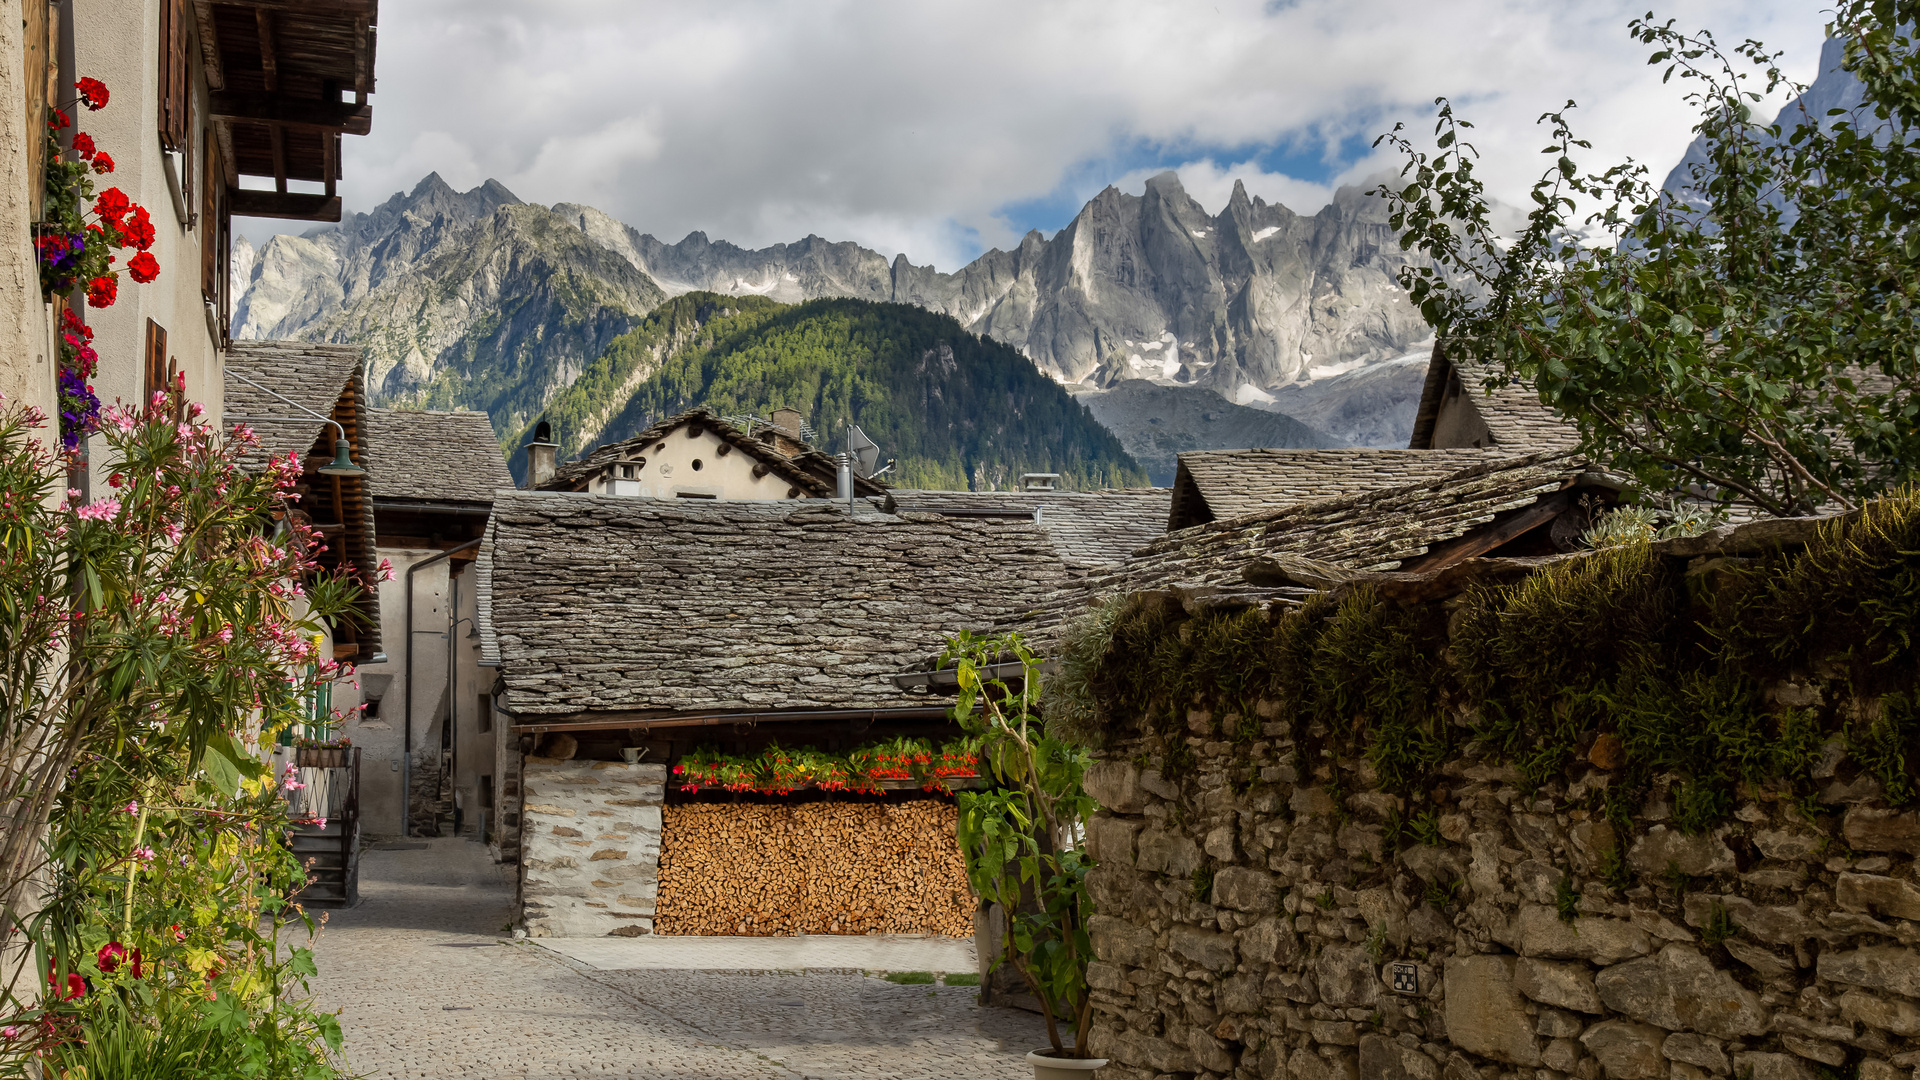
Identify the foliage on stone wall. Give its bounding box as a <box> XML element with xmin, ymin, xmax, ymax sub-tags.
<box><xmin>1065</xmin><ymin>492</ymin><xmax>1920</xmax><ymax>841</ymax></box>
<box><xmin>1066</xmin><ymin>493</ymin><xmax>1920</xmax><ymax>1080</ymax></box>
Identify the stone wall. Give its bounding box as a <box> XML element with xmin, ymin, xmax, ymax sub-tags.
<box><xmin>1081</xmin><ymin>719</ymin><xmax>1920</xmax><ymax>1080</ymax></box>
<box><xmin>518</xmin><ymin>758</ymin><xmax>664</xmax><ymax>937</ymax></box>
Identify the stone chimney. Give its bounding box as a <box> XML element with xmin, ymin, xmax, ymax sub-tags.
<box><xmin>766</xmin><ymin>407</ymin><xmax>807</xmax><ymax>456</ymax></box>
<box><xmin>525</xmin><ymin>421</ymin><xmax>558</xmax><ymax>489</ymax></box>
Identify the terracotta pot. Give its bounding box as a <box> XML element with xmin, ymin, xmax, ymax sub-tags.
<box><xmin>1027</xmin><ymin>1050</ymin><xmax>1106</xmax><ymax>1079</ymax></box>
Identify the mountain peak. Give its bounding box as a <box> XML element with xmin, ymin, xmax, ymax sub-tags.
<box><xmin>1144</xmin><ymin>170</ymin><xmax>1185</xmax><ymax>192</ymax></box>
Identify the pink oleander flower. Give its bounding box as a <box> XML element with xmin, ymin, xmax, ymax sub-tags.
<box><xmin>73</xmin><ymin>497</ymin><xmax>119</xmax><ymax>521</ymax></box>
<box><xmin>124</xmin><ymin>801</ymin><xmax>137</xmax><ymax>814</ymax></box>
<box><xmin>132</xmin><ymin>846</ymin><xmax>155</xmax><ymax>862</ymax></box>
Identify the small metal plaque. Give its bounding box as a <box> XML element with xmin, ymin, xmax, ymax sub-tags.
<box><xmin>1390</xmin><ymin>962</ymin><xmax>1420</xmax><ymax>995</ymax></box>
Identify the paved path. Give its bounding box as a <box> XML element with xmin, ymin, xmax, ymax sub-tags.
<box><xmin>538</xmin><ymin>933</ymin><xmax>976</xmax><ymax>973</ymax></box>
<box><xmin>306</xmin><ymin>838</ymin><xmax>1046</xmax><ymax>1079</ymax></box>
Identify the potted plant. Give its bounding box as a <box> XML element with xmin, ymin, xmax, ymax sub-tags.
<box><xmin>945</xmin><ymin>632</ymin><xmax>1104</xmax><ymax>1076</ymax></box>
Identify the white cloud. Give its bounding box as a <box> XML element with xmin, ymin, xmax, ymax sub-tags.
<box><xmin>298</xmin><ymin>0</ymin><xmax>1833</xmax><ymax>269</ymax></box>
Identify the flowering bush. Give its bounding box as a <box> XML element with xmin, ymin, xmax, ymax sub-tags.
<box><xmin>0</xmin><ymin>390</ymin><xmax>367</xmax><ymax>1076</ymax></box>
<box><xmin>38</xmin><ymin>79</ymin><xmax>155</xmax><ymax>304</ymax></box>
<box><xmin>38</xmin><ymin>77</ymin><xmax>159</xmax><ymax>450</ymax></box>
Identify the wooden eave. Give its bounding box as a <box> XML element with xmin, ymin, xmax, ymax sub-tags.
<box><xmin>198</xmin><ymin>0</ymin><xmax>376</xmax><ymax>222</ymax></box>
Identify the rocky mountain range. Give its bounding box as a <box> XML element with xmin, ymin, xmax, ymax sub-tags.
<box><xmin>232</xmin><ymin>169</ymin><xmax>1430</xmax><ymax>464</ymax></box>
<box><xmin>545</xmin><ymin>170</ymin><xmax>1433</xmax><ymax>394</ymax></box>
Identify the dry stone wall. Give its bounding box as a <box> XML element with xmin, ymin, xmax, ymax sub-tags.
<box><xmin>1081</xmin><ymin>725</ymin><xmax>1920</xmax><ymax>1080</ymax></box>
<box><xmin>519</xmin><ymin>758</ymin><xmax>665</xmax><ymax>937</ymax></box>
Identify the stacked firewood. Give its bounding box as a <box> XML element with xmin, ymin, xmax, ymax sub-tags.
<box><xmin>654</xmin><ymin>801</ymin><xmax>976</xmax><ymax>937</ymax></box>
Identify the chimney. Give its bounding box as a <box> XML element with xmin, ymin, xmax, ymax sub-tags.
<box><xmin>835</xmin><ymin>453</ymin><xmax>853</xmax><ymax>501</ymax></box>
<box><xmin>525</xmin><ymin>421</ymin><xmax>558</xmax><ymax>489</ymax></box>
<box><xmin>770</xmin><ymin>407</ymin><xmax>803</xmax><ymax>438</ymax></box>
<box><xmin>1021</xmin><ymin>473</ymin><xmax>1060</xmax><ymax>492</ymax></box>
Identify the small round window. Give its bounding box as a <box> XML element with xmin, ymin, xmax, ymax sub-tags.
<box><xmin>691</xmin><ymin>459</ymin><xmax>704</xmax><ymax>471</ymax></box>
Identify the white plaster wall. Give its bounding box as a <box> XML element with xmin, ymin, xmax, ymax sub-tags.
<box><xmin>593</xmin><ymin>426</ymin><xmax>808</xmax><ymax>500</ymax></box>
<box><xmin>71</xmin><ymin>0</ymin><xmax>223</xmax><ymax>454</ymax></box>
<box><xmin>346</xmin><ymin>547</ymin><xmax>450</xmax><ymax>836</ymax></box>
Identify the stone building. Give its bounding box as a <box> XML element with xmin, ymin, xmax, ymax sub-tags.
<box><xmin>351</xmin><ymin>406</ymin><xmax>515</xmax><ymax>839</ymax></box>
<box><xmin>0</xmin><ymin>0</ymin><xmax>377</xmax><ymax>481</ymax></box>
<box><xmin>1410</xmin><ymin>342</ymin><xmax>1582</xmax><ymax>453</ymax></box>
<box><xmin>477</xmin><ymin>494</ymin><xmax>1071</xmax><ymax>936</ymax></box>
<box><xmin>531</xmin><ymin>406</ymin><xmax>889</xmax><ymax>500</ymax></box>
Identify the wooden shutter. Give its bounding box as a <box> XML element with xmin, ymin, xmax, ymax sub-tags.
<box><xmin>158</xmin><ymin>0</ymin><xmax>189</xmax><ymax>151</ymax></box>
<box><xmin>201</xmin><ymin>133</ymin><xmax>219</xmax><ymax>299</ymax></box>
<box><xmin>25</xmin><ymin>2</ymin><xmax>51</xmax><ymax>221</ymax></box>
<box><xmin>143</xmin><ymin>320</ymin><xmax>168</xmax><ymax>405</ymax></box>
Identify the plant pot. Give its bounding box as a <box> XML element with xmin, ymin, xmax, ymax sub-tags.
<box><xmin>1026</xmin><ymin>1050</ymin><xmax>1106</xmax><ymax>1079</ymax></box>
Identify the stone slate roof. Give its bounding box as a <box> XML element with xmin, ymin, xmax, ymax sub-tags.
<box><xmin>487</xmin><ymin>494</ymin><xmax>1071</xmax><ymax>717</ymax></box>
<box><xmin>1168</xmin><ymin>448</ymin><xmax>1500</xmax><ymax>530</ymax></box>
<box><xmin>365</xmin><ymin>409</ymin><xmax>515</xmax><ymax>505</ymax></box>
<box><xmin>223</xmin><ymin>342</ymin><xmax>362</xmax><ymax>472</ymax></box>
<box><xmin>1035</xmin><ymin>452</ymin><xmax>1605</xmax><ymax>634</ymax></box>
<box><xmin>1410</xmin><ymin>342</ymin><xmax>1579</xmax><ymax>453</ymax></box>
<box><xmin>882</xmin><ymin>488</ymin><xmax>1173</xmax><ymax>571</ymax></box>
<box><xmin>543</xmin><ymin>407</ymin><xmax>886</xmax><ymax>497</ymax></box>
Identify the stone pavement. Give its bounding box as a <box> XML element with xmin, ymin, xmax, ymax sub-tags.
<box><xmin>306</xmin><ymin>837</ymin><xmax>1048</xmax><ymax>1079</ymax></box>
<box><xmin>537</xmin><ymin>933</ymin><xmax>977</xmax><ymax>973</ymax></box>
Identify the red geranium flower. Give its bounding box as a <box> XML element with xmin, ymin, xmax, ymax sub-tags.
<box><xmin>75</xmin><ymin>78</ymin><xmax>109</xmax><ymax>111</ymax></box>
<box><xmin>95</xmin><ymin>941</ymin><xmax>141</xmax><ymax>977</ymax></box>
<box><xmin>47</xmin><ymin>107</ymin><xmax>69</xmax><ymax>130</ymax></box>
<box><xmin>70</xmin><ymin>132</ymin><xmax>96</xmax><ymax>160</ymax></box>
<box><xmin>126</xmin><ymin>251</ymin><xmax>159</xmax><ymax>283</ymax></box>
<box><xmin>91</xmin><ymin>152</ymin><xmax>113</xmax><ymax>175</ymax></box>
<box><xmin>91</xmin><ymin>187</ymin><xmax>130</xmax><ymax>224</ymax></box>
<box><xmin>85</xmin><ymin>275</ymin><xmax>116</xmax><ymax>308</ymax></box>
<box><xmin>122</xmin><ymin>207</ymin><xmax>154</xmax><ymax>250</ymax></box>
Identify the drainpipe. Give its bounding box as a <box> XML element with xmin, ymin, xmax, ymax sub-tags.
<box><xmin>404</xmin><ymin>538</ymin><xmax>481</xmax><ymax>838</ymax></box>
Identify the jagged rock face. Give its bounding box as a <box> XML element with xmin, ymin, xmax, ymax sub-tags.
<box><xmin>559</xmin><ymin>172</ymin><xmax>1431</xmax><ymax>394</ymax></box>
<box><xmin>233</xmin><ymin>170</ymin><xmax>1430</xmax><ymax>451</ymax></box>
<box><xmin>234</xmin><ymin>174</ymin><xmax>664</xmax><ymax>433</ymax></box>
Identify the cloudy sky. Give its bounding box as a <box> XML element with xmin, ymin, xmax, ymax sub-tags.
<box><xmin>298</xmin><ymin>0</ymin><xmax>1832</xmax><ymax>270</ymax></box>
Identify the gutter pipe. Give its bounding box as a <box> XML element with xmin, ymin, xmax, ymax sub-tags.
<box><xmin>403</xmin><ymin>538</ymin><xmax>481</xmax><ymax>838</ymax></box>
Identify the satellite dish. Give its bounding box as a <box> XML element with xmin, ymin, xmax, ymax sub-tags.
<box><xmin>848</xmin><ymin>424</ymin><xmax>882</xmax><ymax>478</ymax></box>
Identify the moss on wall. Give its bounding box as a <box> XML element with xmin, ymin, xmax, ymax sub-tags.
<box><xmin>1068</xmin><ymin>492</ymin><xmax>1920</xmax><ymax>839</ymax></box>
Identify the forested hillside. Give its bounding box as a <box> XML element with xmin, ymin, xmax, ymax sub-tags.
<box><xmin>516</xmin><ymin>293</ymin><xmax>1147</xmax><ymax>490</ymax></box>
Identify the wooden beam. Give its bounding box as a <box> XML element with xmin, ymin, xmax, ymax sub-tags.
<box><xmin>1397</xmin><ymin>491</ymin><xmax>1574</xmax><ymax>574</ymax></box>
<box><xmin>211</xmin><ymin>0</ymin><xmax>375</xmax><ymax>12</ymax></box>
<box><xmin>192</xmin><ymin>1</ymin><xmax>225</xmax><ymax>90</ymax></box>
<box><xmin>354</xmin><ymin>16</ymin><xmax>370</xmax><ymax>94</ymax></box>
<box><xmin>209</xmin><ymin>91</ymin><xmax>372</xmax><ymax>135</ymax></box>
<box><xmin>228</xmin><ymin>190</ymin><xmax>341</xmax><ymax>220</ymax></box>
<box><xmin>254</xmin><ymin>9</ymin><xmax>278</xmax><ymax>91</ymax></box>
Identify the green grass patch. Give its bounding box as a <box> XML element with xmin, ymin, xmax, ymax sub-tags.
<box><xmin>884</xmin><ymin>971</ymin><xmax>936</xmax><ymax>985</ymax></box>
<box><xmin>941</xmin><ymin>972</ymin><xmax>981</xmax><ymax>986</ymax></box>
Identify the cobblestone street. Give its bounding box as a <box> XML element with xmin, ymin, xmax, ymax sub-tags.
<box><xmin>307</xmin><ymin>839</ymin><xmax>1047</xmax><ymax>1079</ymax></box>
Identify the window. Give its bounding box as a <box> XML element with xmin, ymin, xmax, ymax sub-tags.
<box><xmin>675</xmin><ymin>492</ymin><xmax>717</xmax><ymax>499</ymax></box>
<box><xmin>363</xmin><ymin>696</ymin><xmax>382</xmax><ymax>721</ymax></box>
<box><xmin>690</xmin><ymin>459</ymin><xmax>704</xmax><ymax>471</ymax></box>
<box><xmin>477</xmin><ymin>693</ymin><xmax>492</xmax><ymax>734</ymax></box>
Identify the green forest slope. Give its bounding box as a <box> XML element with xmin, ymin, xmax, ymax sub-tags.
<box><xmin>514</xmin><ymin>293</ymin><xmax>1147</xmax><ymax>490</ymax></box>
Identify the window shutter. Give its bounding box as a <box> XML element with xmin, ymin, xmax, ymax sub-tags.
<box><xmin>201</xmin><ymin>132</ymin><xmax>219</xmax><ymax>299</ymax></box>
<box><xmin>158</xmin><ymin>0</ymin><xmax>188</xmax><ymax>150</ymax></box>
<box><xmin>143</xmin><ymin>320</ymin><xmax>168</xmax><ymax>406</ymax></box>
